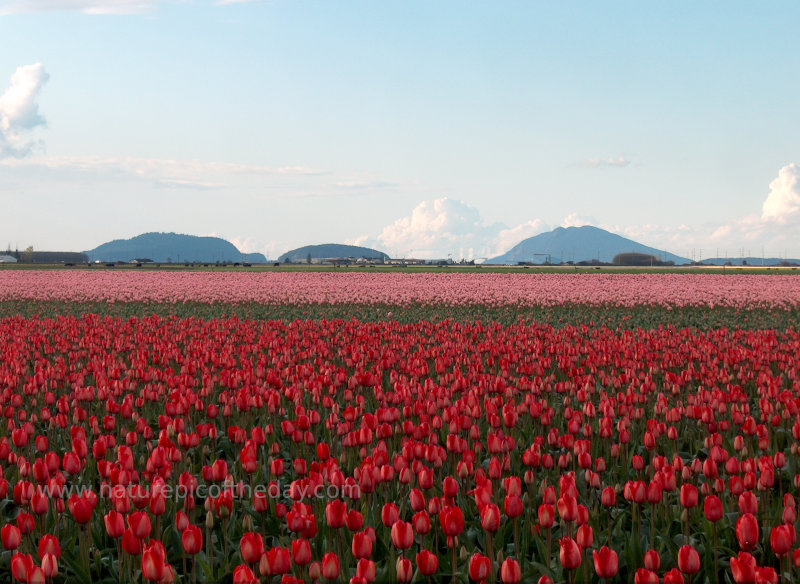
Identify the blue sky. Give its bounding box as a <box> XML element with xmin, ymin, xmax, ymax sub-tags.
<box><xmin>1</xmin><ymin>1</ymin><xmax>799</xmax><ymax>260</ymax></box>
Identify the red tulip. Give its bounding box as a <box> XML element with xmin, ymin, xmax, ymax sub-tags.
<box><xmin>538</xmin><ymin>504</ymin><xmax>555</xmax><ymax>529</ymax></box>
<box><xmin>291</xmin><ymin>538</ymin><xmax>312</xmax><ymax>566</ymax></box>
<box><xmin>576</xmin><ymin>523</ymin><xmax>593</xmax><ymax>549</ymax></box>
<box><xmin>182</xmin><ymin>525</ymin><xmax>203</xmax><ymax>555</ymax></box>
<box><xmin>321</xmin><ymin>552</ymin><xmax>340</xmax><ymax>580</ymax></box>
<box><xmin>37</xmin><ymin>534</ymin><xmax>61</xmax><ymax>559</ymax></box>
<box><xmin>634</xmin><ymin>569</ymin><xmax>659</xmax><ymax>583</ymax></box>
<box><xmin>738</xmin><ymin>491</ymin><xmax>758</xmax><ymax>515</ymax></box>
<box><xmin>664</xmin><ymin>568</ymin><xmax>685</xmax><ymax>583</ymax></box>
<box><xmin>121</xmin><ymin>528</ymin><xmax>142</xmax><ymax>556</ymax></box>
<box><xmin>381</xmin><ymin>503</ymin><xmax>399</xmax><ymax>527</ymax></box>
<box><xmin>412</xmin><ymin>510</ymin><xmax>431</xmax><ymax>535</ymax></box>
<box><xmin>601</xmin><ymin>486</ymin><xmax>616</xmax><ymax>507</ymax></box>
<box><xmin>756</xmin><ymin>567</ymin><xmax>778</xmax><ymax>583</ymax></box>
<box><xmin>391</xmin><ymin>520</ymin><xmax>414</xmax><ymax>550</ymax></box>
<box><xmin>500</xmin><ymin>558</ymin><xmax>521</xmax><ymax>584</ymax></box>
<box><xmin>142</xmin><ymin>542</ymin><xmax>165</xmax><ymax>582</ymax></box>
<box><xmin>480</xmin><ymin>504</ymin><xmax>501</xmax><ymax>532</ymax></box>
<box><xmin>352</xmin><ymin>530</ymin><xmax>373</xmax><ymax>559</ymax></box>
<box><xmin>680</xmin><ymin>484</ymin><xmax>698</xmax><ymax>508</ymax></box>
<box><xmin>263</xmin><ymin>547</ymin><xmax>291</xmax><ymax>575</ymax></box>
<box><xmin>1</xmin><ymin>524</ymin><xmax>21</xmax><ymax>550</ymax></box>
<box><xmin>731</xmin><ymin>552</ymin><xmax>756</xmax><ymax>584</ymax></box>
<box><xmin>241</xmin><ymin>532</ymin><xmax>264</xmax><ymax>565</ymax></box>
<box><xmin>504</xmin><ymin>494</ymin><xmax>523</xmax><ymax>519</ymax></box>
<box><xmin>356</xmin><ymin>558</ymin><xmax>375</xmax><ymax>582</ymax></box>
<box><xmin>770</xmin><ymin>524</ymin><xmax>793</xmax><ymax>557</ymax></box>
<box><xmin>677</xmin><ymin>545</ymin><xmax>700</xmax><ymax>575</ymax></box>
<box><xmin>557</xmin><ymin>494</ymin><xmax>578</xmax><ymax>522</ymax></box>
<box><xmin>469</xmin><ymin>554</ymin><xmax>491</xmax><ymax>582</ymax></box>
<box><xmin>233</xmin><ymin>564</ymin><xmax>258</xmax><ymax>584</ymax></box>
<box><xmin>397</xmin><ymin>557</ymin><xmax>413</xmax><ymax>583</ymax></box>
<box><xmin>643</xmin><ymin>549</ymin><xmax>660</xmax><ymax>571</ymax></box>
<box><xmin>326</xmin><ymin>500</ymin><xmax>347</xmax><ymax>529</ymax></box>
<box><xmin>416</xmin><ymin>550</ymin><xmax>438</xmax><ymax>576</ymax></box>
<box><xmin>41</xmin><ymin>552</ymin><xmax>59</xmax><ymax>579</ymax></box>
<box><xmin>346</xmin><ymin>509</ymin><xmax>363</xmax><ymax>531</ymax></box>
<box><xmin>592</xmin><ymin>546</ymin><xmax>618</xmax><ymax>578</ymax></box>
<box><xmin>703</xmin><ymin>495</ymin><xmax>723</xmax><ymax>522</ymax></box>
<box><xmin>128</xmin><ymin>510</ymin><xmax>152</xmax><ymax>540</ymax></box>
<box><xmin>559</xmin><ymin>537</ymin><xmax>581</xmax><ymax>571</ymax></box>
<box><xmin>439</xmin><ymin>506</ymin><xmax>464</xmax><ymax>537</ymax></box>
<box><xmin>736</xmin><ymin>513</ymin><xmax>759</xmax><ymax>551</ymax></box>
<box><xmin>10</xmin><ymin>552</ymin><xmax>33</xmax><ymax>583</ymax></box>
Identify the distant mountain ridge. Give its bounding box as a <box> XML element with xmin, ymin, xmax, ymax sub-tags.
<box><xmin>85</xmin><ymin>233</ymin><xmax>267</xmax><ymax>263</ymax></box>
<box><xmin>487</xmin><ymin>225</ymin><xmax>690</xmax><ymax>265</ymax></box>
<box><xmin>278</xmin><ymin>244</ymin><xmax>389</xmax><ymax>263</ymax></box>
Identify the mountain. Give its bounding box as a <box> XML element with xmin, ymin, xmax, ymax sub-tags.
<box><xmin>278</xmin><ymin>244</ymin><xmax>389</xmax><ymax>263</ymax></box>
<box><xmin>85</xmin><ymin>233</ymin><xmax>267</xmax><ymax>263</ymax></box>
<box><xmin>487</xmin><ymin>225</ymin><xmax>690</xmax><ymax>265</ymax></box>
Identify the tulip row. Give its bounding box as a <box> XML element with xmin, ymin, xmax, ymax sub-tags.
<box><xmin>1</xmin><ymin>314</ymin><xmax>800</xmax><ymax>583</ymax></box>
<box><xmin>2</xmin><ymin>270</ymin><xmax>800</xmax><ymax>308</ymax></box>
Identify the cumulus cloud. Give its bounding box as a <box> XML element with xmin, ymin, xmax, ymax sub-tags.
<box><xmin>561</xmin><ymin>213</ymin><xmax>595</xmax><ymax>228</ymax></box>
<box><xmin>350</xmin><ymin>198</ymin><xmax>546</xmax><ymax>260</ymax></box>
<box><xmin>576</xmin><ymin>156</ymin><xmax>631</xmax><ymax>169</ymax></box>
<box><xmin>0</xmin><ymin>63</ymin><xmax>49</xmax><ymax>158</ymax></box>
<box><xmin>0</xmin><ymin>0</ymin><xmax>159</xmax><ymax>14</ymax></box>
<box><xmin>761</xmin><ymin>163</ymin><xmax>800</xmax><ymax>224</ymax></box>
<box><xmin>205</xmin><ymin>233</ymin><xmax>280</xmax><ymax>260</ymax></box>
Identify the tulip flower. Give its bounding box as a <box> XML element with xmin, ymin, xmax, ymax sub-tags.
<box><xmin>352</xmin><ymin>530</ymin><xmax>373</xmax><ymax>559</ymax></box>
<box><xmin>128</xmin><ymin>510</ymin><xmax>152</xmax><ymax>540</ymax></box>
<box><xmin>38</xmin><ymin>534</ymin><xmax>61</xmax><ymax>559</ymax></box>
<box><xmin>1</xmin><ymin>524</ymin><xmax>21</xmax><ymax>550</ymax></box>
<box><xmin>500</xmin><ymin>558</ymin><xmax>521</xmax><ymax>584</ymax></box>
<box><xmin>736</xmin><ymin>513</ymin><xmax>759</xmax><ymax>552</ymax></box>
<box><xmin>643</xmin><ymin>549</ymin><xmax>660</xmax><ymax>571</ymax></box>
<box><xmin>439</xmin><ymin>506</ymin><xmax>464</xmax><ymax>538</ymax></box>
<box><xmin>677</xmin><ymin>545</ymin><xmax>700</xmax><ymax>575</ymax></box>
<box><xmin>664</xmin><ymin>568</ymin><xmax>685</xmax><ymax>583</ymax></box>
<box><xmin>321</xmin><ymin>552</ymin><xmax>340</xmax><ymax>580</ymax></box>
<box><xmin>703</xmin><ymin>495</ymin><xmax>723</xmax><ymax>522</ymax></box>
<box><xmin>397</xmin><ymin>557</ymin><xmax>413</xmax><ymax>583</ymax></box>
<box><xmin>770</xmin><ymin>524</ymin><xmax>792</xmax><ymax>557</ymax></box>
<box><xmin>240</xmin><ymin>532</ymin><xmax>264</xmax><ymax>565</ymax></box>
<box><xmin>469</xmin><ymin>554</ymin><xmax>491</xmax><ymax>582</ymax></box>
<box><xmin>291</xmin><ymin>538</ymin><xmax>312</xmax><ymax>566</ymax></box>
<box><xmin>326</xmin><ymin>500</ymin><xmax>347</xmax><ymax>529</ymax></box>
<box><xmin>390</xmin><ymin>520</ymin><xmax>414</xmax><ymax>551</ymax></box>
<box><xmin>142</xmin><ymin>542</ymin><xmax>166</xmax><ymax>582</ymax></box>
<box><xmin>480</xmin><ymin>503</ymin><xmax>501</xmax><ymax>532</ymax></box>
<box><xmin>182</xmin><ymin>525</ymin><xmax>203</xmax><ymax>555</ymax></box>
<box><xmin>559</xmin><ymin>537</ymin><xmax>581</xmax><ymax>571</ymax></box>
<box><xmin>416</xmin><ymin>550</ymin><xmax>438</xmax><ymax>576</ymax></box>
<box><xmin>232</xmin><ymin>564</ymin><xmax>258</xmax><ymax>584</ymax></box>
<box><xmin>593</xmin><ymin>546</ymin><xmax>618</xmax><ymax>579</ymax></box>
<box><xmin>635</xmin><ymin>569</ymin><xmax>659</xmax><ymax>583</ymax></box>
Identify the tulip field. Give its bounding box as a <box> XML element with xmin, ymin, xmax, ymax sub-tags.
<box><xmin>1</xmin><ymin>270</ymin><xmax>800</xmax><ymax>583</ymax></box>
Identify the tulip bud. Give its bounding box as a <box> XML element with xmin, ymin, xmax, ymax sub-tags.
<box><xmin>205</xmin><ymin>510</ymin><xmax>215</xmax><ymax>530</ymax></box>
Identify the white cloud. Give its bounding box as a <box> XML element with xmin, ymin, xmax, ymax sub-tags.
<box><xmin>577</xmin><ymin>156</ymin><xmax>631</xmax><ymax>169</ymax></box>
<box><xmin>493</xmin><ymin>220</ymin><xmax>547</xmax><ymax>257</ymax></box>
<box><xmin>205</xmin><ymin>232</ymin><xmax>280</xmax><ymax>260</ymax></box>
<box><xmin>0</xmin><ymin>0</ymin><xmax>159</xmax><ymax>14</ymax></box>
<box><xmin>561</xmin><ymin>213</ymin><xmax>595</xmax><ymax>228</ymax></box>
<box><xmin>350</xmin><ymin>197</ymin><xmax>546</xmax><ymax>260</ymax></box>
<box><xmin>761</xmin><ymin>163</ymin><xmax>800</xmax><ymax>224</ymax></box>
<box><xmin>0</xmin><ymin>63</ymin><xmax>49</xmax><ymax>158</ymax></box>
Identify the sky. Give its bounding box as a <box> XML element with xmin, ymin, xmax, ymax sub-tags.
<box><xmin>1</xmin><ymin>1</ymin><xmax>800</xmax><ymax>260</ymax></box>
